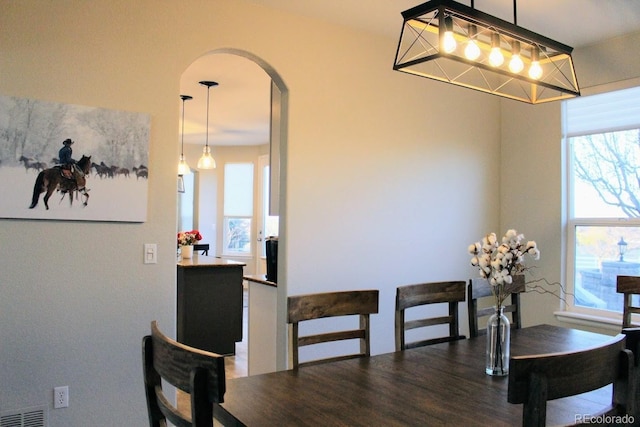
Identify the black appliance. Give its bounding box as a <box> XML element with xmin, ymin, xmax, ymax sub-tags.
<box><xmin>265</xmin><ymin>236</ymin><xmax>278</xmax><ymax>283</ymax></box>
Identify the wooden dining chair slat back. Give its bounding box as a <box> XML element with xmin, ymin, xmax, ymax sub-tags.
<box><xmin>468</xmin><ymin>276</ymin><xmax>525</xmax><ymax>339</ymax></box>
<box><xmin>287</xmin><ymin>290</ymin><xmax>379</xmax><ymax>369</ymax></box>
<box><xmin>395</xmin><ymin>281</ymin><xmax>466</xmax><ymax>351</ymax></box>
<box><xmin>617</xmin><ymin>275</ymin><xmax>640</xmax><ymax>328</ymax></box>
<box><xmin>142</xmin><ymin>321</ymin><xmax>226</xmax><ymax>427</ymax></box>
<box><xmin>622</xmin><ymin>327</ymin><xmax>640</xmax><ymax>423</ymax></box>
<box><xmin>507</xmin><ymin>334</ymin><xmax>634</xmax><ymax>427</ymax></box>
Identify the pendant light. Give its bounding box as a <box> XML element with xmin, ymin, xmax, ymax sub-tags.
<box><xmin>178</xmin><ymin>94</ymin><xmax>193</xmax><ymax>176</ymax></box>
<box><xmin>393</xmin><ymin>0</ymin><xmax>580</xmax><ymax>104</ymax></box>
<box><xmin>197</xmin><ymin>80</ymin><xmax>218</xmax><ymax>170</ymax></box>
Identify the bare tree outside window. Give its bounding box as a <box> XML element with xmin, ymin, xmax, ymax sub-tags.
<box><xmin>570</xmin><ymin>129</ymin><xmax>640</xmax><ymax>312</ymax></box>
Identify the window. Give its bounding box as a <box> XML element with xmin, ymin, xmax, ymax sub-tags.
<box><xmin>565</xmin><ymin>85</ymin><xmax>640</xmax><ymax>320</ymax></box>
<box><xmin>223</xmin><ymin>163</ymin><xmax>254</xmax><ymax>255</ymax></box>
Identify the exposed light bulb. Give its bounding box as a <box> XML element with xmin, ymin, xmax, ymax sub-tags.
<box><xmin>488</xmin><ymin>33</ymin><xmax>503</xmax><ymax>67</ymax></box>
<box><xmin>528</xmin><ymin>47</ymin><xmax>543</xmax><ymax>80</ymax></box>
<box><xmin>528</xmin><ymin>61</ymin><xmax>542</xmax><ymax>79</ymax></box>
<box><xmin>509</xmin><ymin>41</ymin><xmax>524</xmax><ymax>73</ymax></box>
<box><xmin>178</xmin><ymin>155</ymin><xmax>191</xmax><ymax>175</ymax></box>
<box><xmin>465</xmin><ymin>40</ymin><xmax>481</xmax><ymax>60</ymax></box>
<box><xmin>443</xmin><ymin>31</ymin><xmax>456</xmax><ymax>53</ymax></box>
<box><xmin>489</xmin><ymin>48</ymin><xmax>504</xmax><ymax>66</ymax></box>
<box><xmin>464</xmin><ymin>25</ymin><xmax>480</xmax><ymax>60</ymax></box>
<box><xmin>197</xmin><ymin>145</ymin><xmax>216</xmax><ymax>169</ymax></box>
<box><xmin>509</xmin><ymin>54</ymin><xmax>524</xmax><ymax>73</ymax></box>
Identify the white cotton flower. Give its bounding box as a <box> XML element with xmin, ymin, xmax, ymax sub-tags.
<box><xmin>487</xmin><ymin>233</ymin><xmax>497</xmax><ymax>246</ymax></box>
<box><xmin>530</xmin><ymin>248</ymin><xmax>540</xmax><ymax>260</ymax></box>
<box><xmin>470</xmin><ymin>256</ymin><xmax>479</xmax><ymax>266</ymax></box>
<box><xmin>468</xmin><ymin>243</ymin><xmax>479</xmax><ymax>255</ymax></box>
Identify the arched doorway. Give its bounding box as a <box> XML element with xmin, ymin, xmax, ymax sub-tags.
<box><xmin>179</xmin><ymin>50</ymin><xmax>288</xmax><ymax>374</ymax></box>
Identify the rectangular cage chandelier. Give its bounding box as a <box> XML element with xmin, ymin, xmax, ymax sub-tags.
<box><xmin>393</xmin><ymin>0</ymin><xmax>580</xmax><ymax>104</ymax></box>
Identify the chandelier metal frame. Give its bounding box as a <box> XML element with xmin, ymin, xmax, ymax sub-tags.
<box><xmin>393</xmin><ymin>0</ymin><xmax>580</xmax><ymax>104</ymax></box>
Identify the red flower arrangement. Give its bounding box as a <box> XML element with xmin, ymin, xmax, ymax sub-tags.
<box><xmin>177</xmin><ymin>230</ymin><xmax>202</xmax><ymax>247</ymax></box>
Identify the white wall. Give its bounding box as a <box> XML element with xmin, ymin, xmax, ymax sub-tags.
<box><xmin>0</xmin><ymin>1</ymin><xmax>538</xmax><ymax>425</ymax></box>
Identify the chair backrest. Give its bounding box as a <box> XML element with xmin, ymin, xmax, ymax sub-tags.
<box><xmin>395</xmin><ymin>281</ymin><xmax>466</xmax><ymax>351</ymax></box>
<box><xmin>616</xmin><ymin>275</ymin><xmax>640</xmax><ymax>328</ymax></box>
<box><xmin>467</xmin><ymin>276</ymin><xmax>525</xmax><ymax>339</ymax></box>
<box><xmin>142</xmin><ymin>321</ymin><xmax>225</xmax><ymax>427</ymax></box>
<box><xmin>287</xmin><ymin>290</ymin><xmax>379</xmax><ymax>369</ymax></box>
<box><xmin>508</xmin><ymin>334</ymin><xmax>634</xmax><ymax>427</ymax></box>
<box><xmin>622</xmin><ymin>328</ymin><xmax>640</xmax><ymax>422</ymax></box>
<box><xmin>193</xmin><ymin>243</ymin><xmax>209</xmax><ymax>255</ymax></box>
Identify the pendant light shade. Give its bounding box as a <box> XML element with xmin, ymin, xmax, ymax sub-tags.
<box><xmin>197</xmin><ymin>80</ymin><xmax>218</xmax><ymax>170</ymax></box>
<box><xmin>393</xmin><ymin>0</ymin><xmax>580</xmax><ymax>104</ymax></box>
<box><xmin>178</xmin><ymin>94</ymin><xmax>193</xmax><ymax>176</ymax></box>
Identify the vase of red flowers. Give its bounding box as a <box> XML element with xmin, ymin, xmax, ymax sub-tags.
<box><xmin>177</xmin><ymin>230</ymin><xmax>202</xmax><ymax>259</ymax></box>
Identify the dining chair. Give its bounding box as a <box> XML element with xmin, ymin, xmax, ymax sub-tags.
<box><xmin>622</xmin><ymin>327</ymin><xmax>640</xmax><ymax>423</ymax></box>
<box><xmin>142</xmin><ymin>320</ymin><xmax>226</xmax><ymax>427</ymax></box>
<box><xmin>507</xmin><ymin>333</ymin><xmax>634</xmax><ymax>427</ymax></box>
<box><xmin>467</xmin><ymin>276</ymin><xmax>525</xmax><ymax>338</ymax></box>
<box><xmin>287</xmin><ymin>289</ymin><xmax>379</xmax><ymax>369</ymax></box>
<box><xmin>616</xmin><ymin>275</ymin><xmax>640</xmax><ymax>328</ymax></box>
<box><xmin>395</xmin><ymin>281</ymin><xmax>466</xmax><ymax>351</ymax></box>
<box><xmin>193</xmin><ymin>243</ymin><xmax>210</xmax><ymax>255</ymax></box>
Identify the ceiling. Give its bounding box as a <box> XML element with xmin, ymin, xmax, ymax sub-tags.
<box><xmin>180</xmin><ymin>0</ymin><xmax>640</xmax><ymax>147</ymax></box>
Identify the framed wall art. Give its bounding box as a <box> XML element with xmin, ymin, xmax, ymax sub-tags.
<box><xmin>0</xmin><ymin>95</ymin><xmax>150</xmax><ymax>222</ymax></box>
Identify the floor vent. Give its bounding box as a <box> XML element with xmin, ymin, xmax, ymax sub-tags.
<box><xmin>0</xmin><ymin>406</ymin><xmax>47</xmax><ymax>427</ymax></box>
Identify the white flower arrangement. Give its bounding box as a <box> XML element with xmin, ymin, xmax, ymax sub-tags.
<box><xmin>469</xmin><ymin>229</ymin><xmax>540</xmax><ymax>306</ymax></box>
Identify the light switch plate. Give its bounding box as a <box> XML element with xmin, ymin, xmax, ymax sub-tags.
<box><xmin>144</xmin><ymin>243</ymin><xmax>157</xmax><ymax>264</ymax></box>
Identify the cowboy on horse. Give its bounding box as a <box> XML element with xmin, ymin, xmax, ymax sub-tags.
<box><xmin>58</xmin><ymin>138</ymin><xmax>84</xmax><ymax>185</ymax></box>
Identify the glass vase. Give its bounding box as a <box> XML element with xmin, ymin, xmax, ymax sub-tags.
<box><xmin>485</xmin><ymin>306</ymin><xmax>510</xmax><ymax>376</ymax></box>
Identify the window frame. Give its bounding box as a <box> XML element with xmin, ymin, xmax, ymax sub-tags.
<box><xmin>563</xmin><ymin>85</ymin><xmax>640</xmax><ymax>324</ymax></box>
<box><xmin>222</xmin><ymin>162</ymin><xmax>254</xmax><ymax>257</ymax></box>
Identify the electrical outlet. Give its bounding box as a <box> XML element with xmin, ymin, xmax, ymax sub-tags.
<box><xmin>54</xmin><ymin>386</ymin><xmax>69</xmax><ymax>409</ymax></box>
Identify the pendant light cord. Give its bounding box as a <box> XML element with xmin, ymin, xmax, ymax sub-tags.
<box><xmin>470</xmin><ymin>0</ymin><xmax>518</xmax><ymax>25</ymax></box>
<box><xmin>180</xmin><ymin>95</ymin><xmax>191</xmax><ymax>155</ymax></box>
<box><xmin>205</xmin><ymin>85</ymin><xmax>210</xmax><ymax>149</ymax></box>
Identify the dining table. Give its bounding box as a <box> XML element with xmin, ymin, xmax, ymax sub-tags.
<box><xmin>213</xmin><ymin>324</ymin><xmax>618</xmax><ymax>426</ymax></box>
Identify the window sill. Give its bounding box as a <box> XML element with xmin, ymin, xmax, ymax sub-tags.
<box><xmin>553</xmin><ymin>310</ymin><xmax>623</xmax><ymax>332</ymax></box>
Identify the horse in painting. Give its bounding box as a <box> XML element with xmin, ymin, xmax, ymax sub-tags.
<box><xmin>29</xmin><ymin>155</ymin><xmax>91</xmax><ymax>210</ymax></box>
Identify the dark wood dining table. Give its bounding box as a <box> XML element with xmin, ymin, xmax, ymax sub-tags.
<box><xmin>213</xmin><ymin>324</ymin><xmax>617</xmax><ymax>426</ymax></box>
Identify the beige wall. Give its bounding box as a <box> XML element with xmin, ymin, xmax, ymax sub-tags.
<box><xmin>6</xmin><ymin>1</ymin><xmax>635</xmax><ymax>426</ymax></box>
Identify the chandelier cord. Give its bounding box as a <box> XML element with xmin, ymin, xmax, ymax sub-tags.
<box><xmin>470</xmin><ymin>0</ymin><xmax>518</xmax><ymax>25</ymax></box>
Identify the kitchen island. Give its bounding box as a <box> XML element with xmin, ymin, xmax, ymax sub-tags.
<box><xmin>177</xmin><ymin>255</ymin><xmax>245</xmax><ymax>355</ymax></box>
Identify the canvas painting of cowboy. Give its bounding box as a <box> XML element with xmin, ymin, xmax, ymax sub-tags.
<box><xmin>0</xmin><ymin>95</ymin><xmax>150</xmax><ymax>222</ymax></box>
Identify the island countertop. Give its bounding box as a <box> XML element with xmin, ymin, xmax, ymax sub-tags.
<box><xmin>243</xmin><ymin>274</ymin><xmax>277</xmax><ymax>287</ymax></box>
<box><xmin>177</xmin><ymin>255</ymin><xmax>246</xmax><ymax>268</ymax></box>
